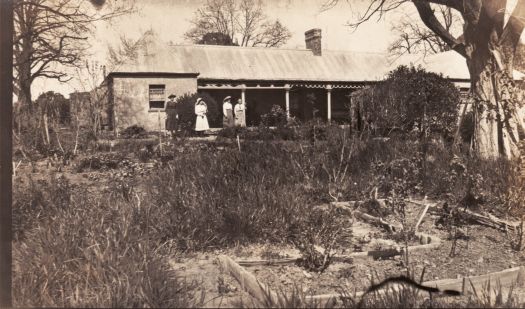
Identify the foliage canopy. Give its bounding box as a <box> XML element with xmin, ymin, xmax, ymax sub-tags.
<box><xmin>353</xmin><ymin>65</ymin><xmax>460</xmax><ymax>139</ymax></box>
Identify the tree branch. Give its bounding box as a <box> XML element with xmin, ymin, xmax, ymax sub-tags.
<box><xmin>413</xmin><ymin>0</ymin><xmax>466</xmax><ymax>56</ymax></box>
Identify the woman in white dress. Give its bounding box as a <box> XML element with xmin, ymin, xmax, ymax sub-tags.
<box><xmin>194</xmin><ymin>98</ymin><xmax>209</xmax><ymax>136</ymax></box>
<box><xmin>234</xmin><ymin>98</ymin><xmax>246</xmax><ymax>127</ymax></box>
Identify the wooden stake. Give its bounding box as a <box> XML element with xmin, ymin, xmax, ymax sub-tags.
<box><xmin>158</xmin><ymin>110</ymin><xmax>163</xmax><ymax>156</ymax></box>
<box><xmin>237</xmin><ymin>135</ymin><xmax>241</xmax><ymax>152</ymax></box>
<box><xmin>73</xmin><ymin>115</ymin><xmax>80</xmax><ymax>155</ymax></box>
<box><xmin>414</xmin><ymin>196</ymin><xmax>430</xmax><ymax>232</ymax></box>
<box><xmin>12</xmin><ymin>160</ymin><xmax>21</xmax><ymax>177</ymax></box>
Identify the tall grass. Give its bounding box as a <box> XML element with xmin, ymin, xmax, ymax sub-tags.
<box><xmin>12</xmin><ymin>176</ymin><xmax>204</xmax><ymax>307</ymax></box>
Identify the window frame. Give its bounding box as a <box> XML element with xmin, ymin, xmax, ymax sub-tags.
<box><xmin>148</xmin><ymin>84</ymin><xmax>166</xmax><ymax>111</ymax></box>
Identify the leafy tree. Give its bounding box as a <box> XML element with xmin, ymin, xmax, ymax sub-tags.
<box><xmin>198</xmin><ymin>32</ymin><xmax>239</xmax><ymax>46</ymax></box>
<box><xmin>353</xmin><ymin>65</ymin><xmax>460</xmax><ymax>139</ymax></box>
<box><xmin>185</xmin><ymin>0</ymin><xmax>292</xmax><ymax>47</ymax></box>
<box><xmin>323</xmin><ymin>0</ymin><xmax>525</xmax><ymax>159</ymax></box>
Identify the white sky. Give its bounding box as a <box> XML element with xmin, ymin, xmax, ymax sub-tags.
<box><xmin>31</xmin><ymin>0</ymin><xmax>525</xmax><ymax>99</ymax></box>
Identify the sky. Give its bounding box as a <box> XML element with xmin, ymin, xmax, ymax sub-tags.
<box><xmin>31</xmin><ymin>0</ymin><xmax>525</xmax><ymax>99</ymax></box>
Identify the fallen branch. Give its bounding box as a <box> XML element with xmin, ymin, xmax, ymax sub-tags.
<box><xmin>354</xmin><ymin>210</ymin><xmax>401</xmax><ymax>233</ymax></box>
<box><xmin>217</xmin><ymin>255</ymin><xmax>280</xmax><ymax>305</ymax></box>
<box><xmin>335</xmin><ymin>198</ymin><xmax>520</xmax><ymax>232</ymax></box>
<box><xmin>326</xmin><ymin>201</ymin><xmax>400</xmax><ymax>233</ymax></box>
<box><xmin>458</xmin><ymin>208</ymin><xmax>520</xmax><ymax>231</ymax></box>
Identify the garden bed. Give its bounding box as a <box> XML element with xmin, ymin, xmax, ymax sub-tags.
<box><xmin>221</xmin><ymin>201</ymin><xmax>525</xmax><ymax>299</ymax></box>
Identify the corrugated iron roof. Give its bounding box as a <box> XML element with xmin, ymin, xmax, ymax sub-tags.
<box><xmin>112</xmin><ymin>43</ymin><xmax>524</xmax><ymax>82</ymax></box>
<box><xmin>394</xmin><ymin>50</ymin><xmax>525</xmax><ymax>80</ymax></box>
<box><xmin>113</xmin><ymin>44</ymin><xmax>392</xmax><ymax>82</ymax></box>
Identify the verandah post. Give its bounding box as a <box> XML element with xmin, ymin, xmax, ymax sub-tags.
<box><xmin>285</xmin><ymin>84</ymin><xmax>290</xmax><ymax>120</ymax></box>
<box><xmin>241</xmin><ymin>84</ymin><xmax>246</xmax><ymax>127</ymax></box>
<box><xmin>326</xmin><ymin>84</ymin><xmax>332</xmax><ymax>123</ymax></box>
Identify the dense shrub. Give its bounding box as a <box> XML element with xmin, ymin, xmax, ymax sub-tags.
<box><xmin>352</xmin><ymin>65</ymin><xmax>460</xmax><ymax>139</ymax></box>
<box><xmin>166</xmin><ymin>92</ymin><xmax>220</xmax><ymax>131</ymax></box>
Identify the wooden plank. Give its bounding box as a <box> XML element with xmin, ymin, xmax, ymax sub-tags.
<box><xmin>237</xmin><ymin>257</ymin><xmax>298</xmax><ymax>267</ymax></box>
<box><xmin>217</xmin><ymin>255</ymin><xmax>280</xmax><ymax>305</ymax></box>
<box><xmin>423</xmin><ymin>266</ymin><xmax>525</xmax><ymax>293</ymax></box>
<box><xmin>305</xmin><ymin>266</ymin><xmax>525</xmax><ymax>303</ymax></box>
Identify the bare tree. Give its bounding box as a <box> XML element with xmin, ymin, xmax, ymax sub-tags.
<box><xmin>185</xmin><ymin>0</ymin><xmax>292</xmax><ymax>47</ymax></box>
<box><xmin>389</xmin><ymin>6</ymin><xmax>461</xmax><ymax>57</ymax></box>
<box><xmin>13</xmin><ymin>0</ymin><xmax>134</xmax><ymax>109</ymax></box>
<box><xmin>107</xmin><ymin>29</ymin><xmax>156</xmax><ymax>70</ymax></box>
<box><xmin>323</xmin><ymin>0</ymin><xmax>525</xmax><ymax>159</ymax></box>
<box><xmin>73</xmin><ymin>61</ymin><xmax>110</xmax><ymax>138</ymax></box>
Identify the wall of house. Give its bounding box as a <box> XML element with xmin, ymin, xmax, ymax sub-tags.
<box><xmin>112</xmin><ymin>76</ymin><xmax>197</xmax><ymax>132</ymax></box>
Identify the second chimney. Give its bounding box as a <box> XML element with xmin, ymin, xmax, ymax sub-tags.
<box><xmin>305</xmin><ymin>28</ymin><xmax>322</xmax><ymax>56</ymax></box>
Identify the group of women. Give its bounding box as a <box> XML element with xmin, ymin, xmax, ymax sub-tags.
<box><xmin>193</xmin><ymin>95</ymin><xmax>246</xmax><ymax>135</ymax></box>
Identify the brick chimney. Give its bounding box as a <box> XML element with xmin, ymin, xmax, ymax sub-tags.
<box><xmin>305</xmin><ymin>28</ymin><xmax>322</xmax><ymax>56</ymax></box>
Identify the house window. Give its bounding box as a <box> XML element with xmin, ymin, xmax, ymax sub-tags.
<box><xmin>149</xmin><ymin>84</ymin><xmax>166</xmax><ymax>110</ymax></box>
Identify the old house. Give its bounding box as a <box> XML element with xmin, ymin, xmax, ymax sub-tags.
<box><xmin>104</xmin><ymin>29</ymin><xmax>525</xmax><ymax>132</ymax></box>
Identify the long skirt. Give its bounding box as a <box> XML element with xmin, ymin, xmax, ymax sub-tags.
<box><xmin>195</xmin><ymin>115</ymin><xmax>209</xmax><ymax>131</ymax></box>
<box><xmin>223</xmin><ymin>109</ymin><xmax>234</xmax><ymax>127</ymax></box>
<box><xmin>234</xmin><ymin>109</ymin><xmax>245</xmax><ymax>127</ymax></box>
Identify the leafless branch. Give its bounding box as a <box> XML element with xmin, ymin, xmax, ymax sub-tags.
<box><xmin>185</xmin><ymin>0</ymin><xmax>291</xmax><ymax>47</ymax></box>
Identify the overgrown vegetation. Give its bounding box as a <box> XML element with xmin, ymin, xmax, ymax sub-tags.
<box><xmin>12</xmin><ymin>65</ymin><xmax>525</xmax><ymax>307</ymax></box>
<box><xmin>13</xmin><ymin>124</ymin><xmax>524</xmax><ymax>306</ymax></box>
<box><xmin>12</xmin><ymin>176</ymin><xmax>204</xmax><ymax>307</ymax></box>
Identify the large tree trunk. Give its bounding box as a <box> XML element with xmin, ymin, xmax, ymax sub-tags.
<box><xmin>469</xmin><ymin>59</ymin><xmax>524</xmax><ymax>159</ymax></box>
<box><xmin>17</xmin><ymin>33</ymin><xmax>33</xmax><ymax>109</ymax></box>
<box><xmin>18</xmin><ymin>77</ymin><xmax>32</xmax><ymax>109</ymax></box>
<box><xmin>464</xmin><ymin>9</ymin><xmax>525</xmax><ymax>160</ymax></box>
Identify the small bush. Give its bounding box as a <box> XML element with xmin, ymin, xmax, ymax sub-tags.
<box><xmin>75</xmin><ymin>152</ymin><xmax>126</xmax><ymax>172</ymax></box>
<box><xmin>217</xmin><ymin>126</ymin><xmax>247</xmax><ymax>139</ymax></box>
<box><xmin>261</xmin><ymin>104</ymin><xmax>287</xmax><ymax>127</ymax></box>
<box><xmin>120</xmin><ymin>124</ymin><xmax>147</xmax><ymax>139</ymax></box>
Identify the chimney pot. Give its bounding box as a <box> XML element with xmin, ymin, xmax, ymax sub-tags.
<box><xmin>305</xmin><ymin>28</ymin><xmax>322</xmax><ymax>56</ymax></box>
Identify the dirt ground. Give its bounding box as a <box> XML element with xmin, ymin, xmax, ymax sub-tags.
<box><xmin>164</xmin><ymin>201</ymin><xmax>525</xmax><ymax>306</ymax></box>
